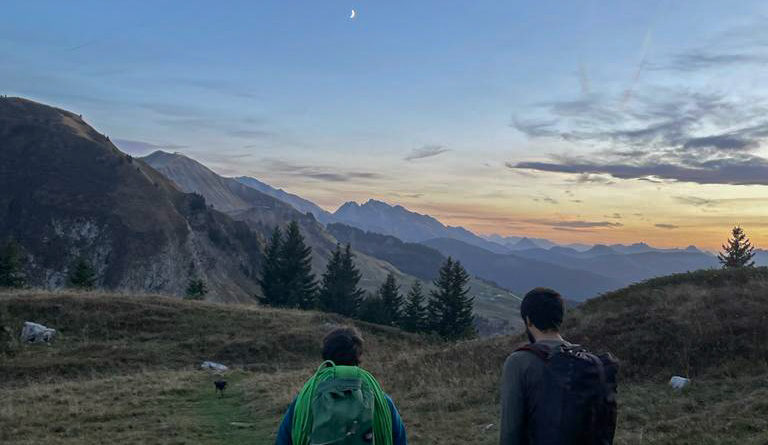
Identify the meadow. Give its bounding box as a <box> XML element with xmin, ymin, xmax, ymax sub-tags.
<box><xmin>2</xmin><ymin>269</ymin><xmax>767</xmax><ymax>444</ymax></box>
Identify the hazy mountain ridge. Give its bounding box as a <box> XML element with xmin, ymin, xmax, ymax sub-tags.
<box><xmin>332</xmin><ymin>199</ymin><xmax>512</xmax><ymax>254</ymax></box>
<box><xmin>326</xmin><ymin>223</ymin><xmax>445</xmax><ymax>281</ymax></box>
<box><xmin>422</xmin><ymin>237</ymin><xmax>624</xmax><ymax>300</ymax></box>
<box><xmin>235</xmin><ymin>176</ymin><xmax>334</xmax><ymax>224</ymax></box>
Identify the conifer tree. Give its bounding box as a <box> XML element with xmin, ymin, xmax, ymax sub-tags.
<box><xmin>378</xmin><ymin>272</ymin><xmax>404</xmax><ymax>326</ymax></box>
<box><xmin>718</xmin><ymin>226</ymin><xmax>756</xmax><ymax>268</ymax></box>
<box><xmin>427</xmin><ymin>257</ymin><xmax>476</xmax><ymax>340</ymax></box>
<box><xmin>279</xmin><ymin>221</ymin><xmax>317</xmax><ymax>309</ymax></box>
<box><xmin>0</xmin><ymin>239</ymin><xmax>25</xmax><ymax>288</ymax></box>
<box><xmin>318</xmin><ymin>244</ymin><xmax>364</xmax><ymax>317</ymax></box>
<box><xmin>258</xmin><ymin>227</ymin><xmax>286</xmax><ymax>306</ymax></box>
<box><xmin>68</xmin><ymin>257</ymin><xmax>96</xmax><ymax>290</ymax></box>
<box><xmin>359</xmin><ymin>293</ymin><xmax>388</xmax><ymax>325</ymax></box>
<box><xmin>185</xmin><ymin>278</ymin><xmax>208</xmax><ymax>300</ymax></box>
<box><xmin>400</xmin><ymin>281</ymin><xmax>428</xmax><ymax>332</ymax></box>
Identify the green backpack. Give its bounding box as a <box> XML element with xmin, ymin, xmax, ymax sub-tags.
<box><xmin>291</xmin><ymin>361</ymin><xmax>393</xmax><ymax>445</ymax></box>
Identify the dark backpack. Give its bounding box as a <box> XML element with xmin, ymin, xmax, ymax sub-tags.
<box><xmin>516</xmin><ymin>343</ymin><xmax>618</xmax><ymax>445</ymax></box>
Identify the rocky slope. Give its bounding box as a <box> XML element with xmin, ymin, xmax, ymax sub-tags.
<box><xmin>0</xmin><ymin>97</ymin><xmax>261</xmax><ymax>301</ymax></box>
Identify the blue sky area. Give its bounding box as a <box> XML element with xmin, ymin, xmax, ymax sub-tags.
<box><xmin>4</xmin><ymin>1</ymin><xmax>768</xmax><ymax>247</ymax></box>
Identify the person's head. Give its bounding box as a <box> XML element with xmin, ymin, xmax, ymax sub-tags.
<box><xmin>520</xmin><ymin>288</ymin><xmax>565</xmax><ymax>342</ymax></box>
<box><xmin>322</xmin><ymin>326</ymin><xmax>364</xmax><ymax>366</ymax></box>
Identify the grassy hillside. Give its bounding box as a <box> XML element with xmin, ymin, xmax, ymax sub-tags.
<box><xmin>2</xmin><ymin>269</ymin><xmax>767</xmax><ymax>444</ymax></box>
<box><xmin>566</xmin><ymin>267</ymin><xmax>768</xmax><ymax>379</ymax></box>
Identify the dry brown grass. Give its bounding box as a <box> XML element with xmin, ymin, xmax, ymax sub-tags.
<box><xmin>2</xmin><ymin>274</ymin><xmax>768</xmax><ymax>444</ymax></box>
<box><xmin>566</xmin><ymin>269</ymin><xmax>768</xmax><ymax>379</ymax></box>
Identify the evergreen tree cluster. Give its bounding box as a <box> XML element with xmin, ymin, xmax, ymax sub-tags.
<box><xmin>257</xmin><ymin>221</ymin><xmax>476</xmax><ymax>340</ymax></box>
<box><xmin>359</xmin><ymin>258</ymin><xmax>476</xmax><ymax>340</ymax></box>
<box><xmin>258</xmin><ymin>221</ymin><xmax>317</xmax><ymax>309</ymax></box>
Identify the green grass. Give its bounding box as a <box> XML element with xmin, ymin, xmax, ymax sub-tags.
<box><xmin>191</xmin><ymin>372</ymin><xmax>273</xmax><ymax>445</ymax></box>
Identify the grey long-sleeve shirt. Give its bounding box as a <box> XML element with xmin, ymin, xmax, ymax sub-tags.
<box><xmin>499</xmin><ymin>339</ymin><xmax>568</xmax><ymax>445</ymax></box>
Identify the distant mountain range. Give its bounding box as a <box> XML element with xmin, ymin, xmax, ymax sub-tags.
<box><xmin>421</xmin><ymin>238</ymin><xmax>624</xmax><ymax>300</ymax></box>
<box><xmin>331</xmin><ymin>199</ymin><xmax>511</xmax><ymax>254</ymax></box>
<box><xmin>6</xmin><ymin>96</ymin><xmax>755</xmax><ymax>308</ymax></box>
<box><xmin>140</xmin><ymin>150</ymin><xmax>742</xmax><ymax>300</ymax></box>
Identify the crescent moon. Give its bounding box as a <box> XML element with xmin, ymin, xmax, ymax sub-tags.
<box><xmin>350</xmin><ymin>9</ymin><xmax>356</xmax><ymax>19</ymax></box>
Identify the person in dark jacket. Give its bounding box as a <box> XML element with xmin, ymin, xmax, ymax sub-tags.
<box><xmin>499</xmin><ymin>287</ymin><xmax>618</xmax><ymax>445</ymax></box>
<box><xmin>275</xmin><ymin>326</ymin><xmax>407</xmax><ymax>445</ymax></box>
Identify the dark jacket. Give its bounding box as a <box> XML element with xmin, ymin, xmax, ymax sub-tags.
<box><xmin>275</xmin><ymin>394</ymin><xmax>407</xmax><ymax>445</ymax></box>
<box><xmin>499</xmin><ymin>339</ymin><xmax>569</xmax><ymax>445</ymax></box>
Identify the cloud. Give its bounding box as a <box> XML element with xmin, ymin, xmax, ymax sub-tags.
<box><xmin>573</xmin><ymin>173</ymin><xmax>615</xmax><ymax>184</ymax></box>
<box><xmin>404</xmin><ymin>145</ymin><xmax>450</xmax><ymax>161</ymax></box>
<box><xmin>508</xmin><ymin>88</ymin><xmax>768</xmax><ymax>185</ymax></box>
<box><xmin>526</xmin><ymin>219</ymin><xmax>623</xmax><ymax>228</ymax></box>
<box><xmin>552</xmin><ymin>227</ymin><xmax>596</xmax><ymax>233</ymax></box>
<box><xmin>113</xmin><ymin>138</ymin><xmax>187</xmax><ymax>154</ymax></box>
<box><xmin>532</xmin><ymin>196</ymin><xmax>558</xmax><ymax>204</ymax></box>
<box><xmin>141</xmin><ymin>102</ymin><xmax>204</xmax><ymax>118</ymax></box>
<box><xmin>261</xmin><ymin>159</ymin><xmax>384</xmax><ymax>183</ymax></box>
<box><xmin>660</xmin><ymin>50</ymin><xmax>768</xmax><ymax>72</ymax></box>
<box><xmin>510</xmin><ymin>119</ymin><xmax>561</xmax><ymax>138</ymax></box>
<box><xmin>513</xmin><ymin>157</ymin><xmax>768</xmax><ymax>185</ymax></box>
<box><xmin>228</xmin><ymin>129</ymin><xmax>274</xmax><ymax>138</ymax></box>
<box><xmin>655</xmin><ymin>223</ymin><xmax>679</xmax><ymax>229</ymax></box>
<box><xmin>389</xmin><ymin>192</ymin><xmax>424</xmax><ymax>199</ymax></box>
<box><xmin>161</xmin><ymin>77</ymin><xmax>260</xmax><ymax>100</ymax></box>
<box><xmin>682</xmin><ymin>135</ymin><xmax>758</xmax><ymax>151</ymax></box>
<box><xmin>674</xmin><ymin>196</ymin><xmax>716</xmax><ymax>207</ymax></box>
<box><xmin>674</xmin><ymin>195</ymin><xmax>768</xmax><ymax>208</ymax></box>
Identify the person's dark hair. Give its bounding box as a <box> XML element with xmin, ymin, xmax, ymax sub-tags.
<box><xmin>520</xmin><ymin>287</ymin><xmax>565</xmax><ymax>331</ymax></box>
<box><xmin>322</xmin><ymin>326</ymin><xmax>364</xmax><ymax>366</ymax></box>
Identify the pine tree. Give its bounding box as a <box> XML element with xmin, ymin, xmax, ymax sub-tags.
<box><xmin>185</xmin><ymin>278</ymin><xmax>208</xmax><ymax>300</ymax></box>
<box><xmin>68</xmin><ymin>257</ymin><xmax>96</xmax><ymax>289</ymax></box>
<box><xmin>258</xmin><ymin>227</ymin><xmax>286</xmax><ymax>306</ymax></box>
<box><xmin>318</xmin><ymin>244</ymin><xmax>365</xmax><ymax>317</ymax></box>
<box><xmin>400</xmin><ymin>281</ymin><xmax>428</xmax><ymax>332</ymax></box>
<box><xmin>718</xmin><ymin>226</ymin><xmax>756</xmax><ymax>268</ymax></box>
<box><xmin>378</xmin><ymin>273</ymin><xmax>404</xmax><ymax>326</ymax></box>
<box><xmin>0</xmin><ymin>239</ymin><xmax>25</xmax><ymax>288</ymax></box>
<box><xmin>427</xmin><ymin>257</ymin><xmax>476</xmax><ymax>340</ymax></box>
<box><xmin>359</xmin><ymin>294</ymin><xmax>388</xmax><ymax>325</ymax></box>
<box><xmin>279</xmin><ymin>221</ymin><xmax>317</xmax><ymax>309</ymax></box>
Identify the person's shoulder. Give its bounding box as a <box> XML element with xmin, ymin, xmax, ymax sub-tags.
<box><xmin>503</xmin><ymin>346</ymin><xmax>539</xmax><ymax>370</ymax></box>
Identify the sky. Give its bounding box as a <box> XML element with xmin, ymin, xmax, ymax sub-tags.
<box><xmin>4</xmin><ymin>0</ymin><xmax>768</xmax><ymax>249</ymax></box>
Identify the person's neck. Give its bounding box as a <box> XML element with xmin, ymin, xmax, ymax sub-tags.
<box><xmin>534</xmin><ymin>331</ymin><xmax>564</xmax><ymax>342</ymax></box>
